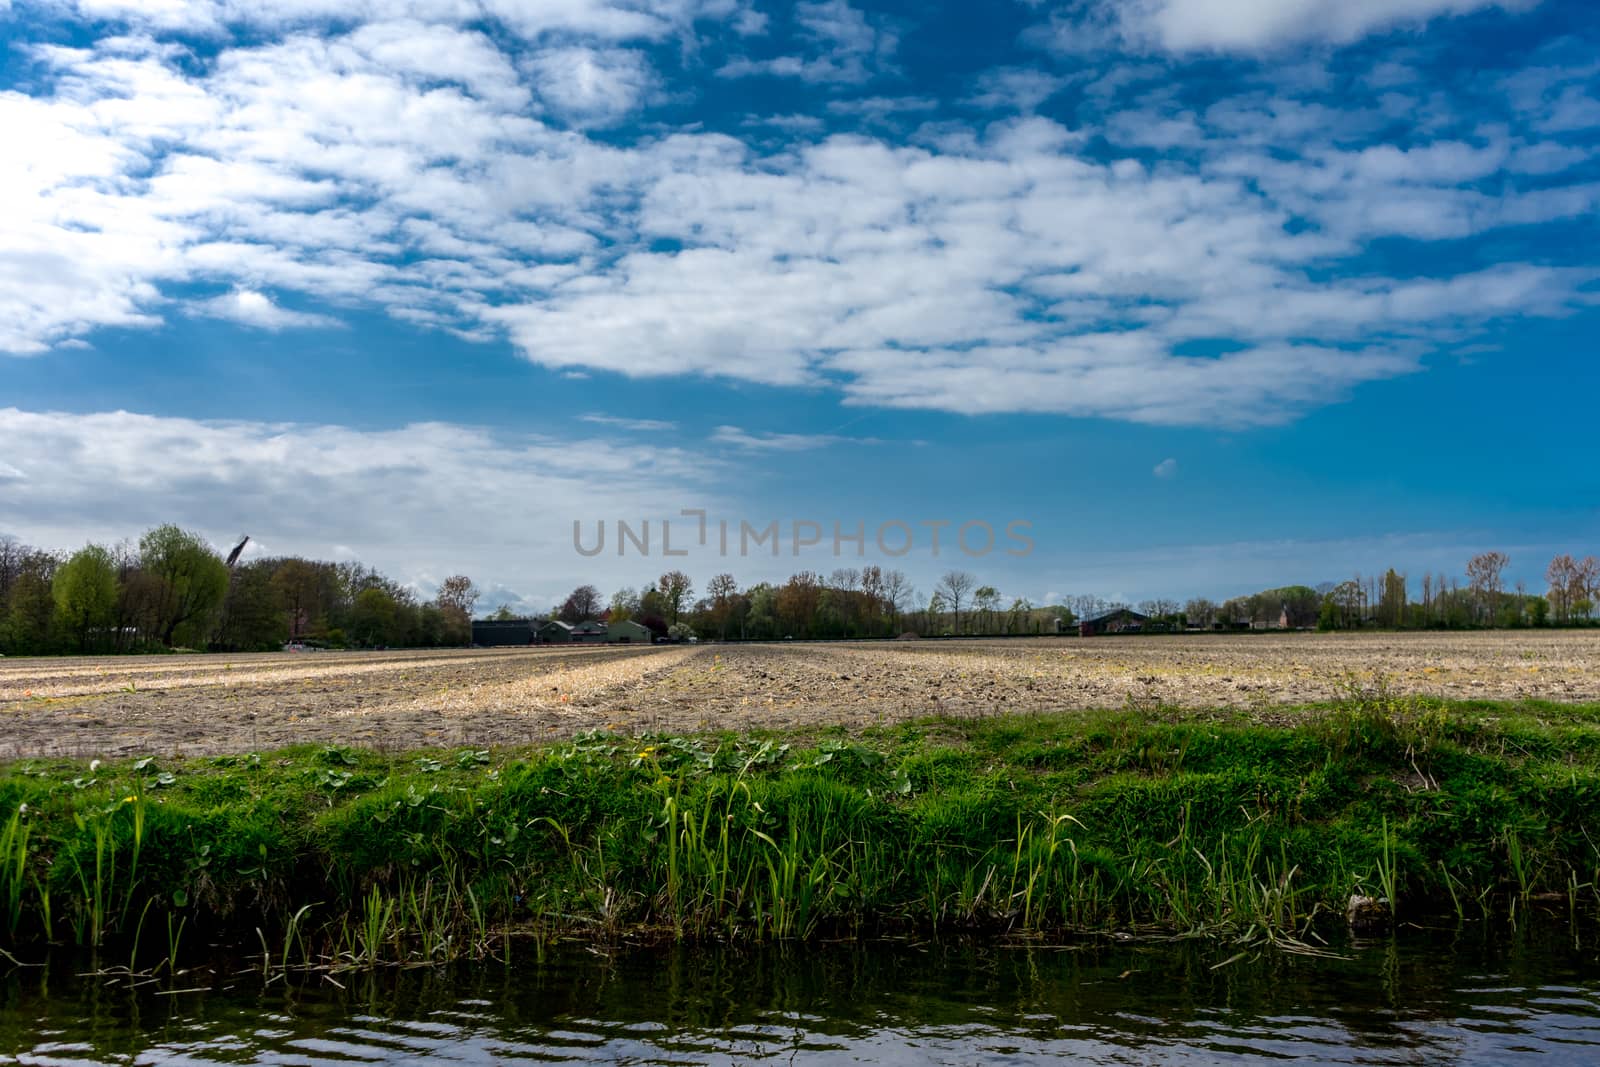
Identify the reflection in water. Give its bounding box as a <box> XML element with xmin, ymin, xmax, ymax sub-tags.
<box><xmin>4</xmin><ymin>926</ymin><xmax>1600</xmax><ymax>1065</ymax></box>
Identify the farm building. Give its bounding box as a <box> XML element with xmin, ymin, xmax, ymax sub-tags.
<box><xmin>570</xmin><ymin>620</ymin><xmax>608</xmax><ymax>642</ymax></box>
<box><xmin>470</xmin><ymin>618</ymin><xmax>539</xmax><ymax>646</ymax></box>
<box><xmin>1079</xmin><ymin>608</ymin><xmax>1150</xmax><ymax>636</ymax></box>
<box><xmin>536</xmin><ymin>618</ymin><xmax>655</xmax><ymax>644</ymax></box>
<box><xmin>605</xmin><ymin>619</ymin><xmax>654</xmax><ymax>643</ymax></box>
<box><xmin>536</xmin><ymin>620</ymin><xmax>574</xmax><ymax>643</ymax></box>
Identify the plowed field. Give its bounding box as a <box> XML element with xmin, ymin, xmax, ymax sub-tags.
<box><xmin>2</xmin><ymin>631</ymin><xmax>1596</xmax><ymax>758</ymax></box>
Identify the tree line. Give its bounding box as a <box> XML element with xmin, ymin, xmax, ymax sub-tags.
<box><xmin>5</xmin><ymin>533</ymin><xmax>1595</xmax><ymax>657</ymax></box>
<box><xmin>515</xmin><ymin>567</ymin><xmax>1072</xmax><ymax>642</ymax></box>
<box><xmin>550</xmin><ymin>550</ymin><xmax>1600</xmax><ymax>643</ymax></box>
<box><xmin>1302</xmin><ymin>552</ymin><xmax>1600</xmax><ymax>631</ymax></box>
<box><xmin>0</xmin><ymin>529</ymin><xmax>480</xmax><ymax>655</ymax></box>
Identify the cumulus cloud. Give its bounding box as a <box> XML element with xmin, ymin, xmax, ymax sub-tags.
<box><xmin>22</xmin><ymin>0</ymin><xmax>750</xmax><ymax>41</ymax></box>
<box><xmin>1153</xmin><ymin>457</ymin><xmax>1178</xmax><ymax>479</ymax></box>
<box><xmin>0</xmin><ymin>406</ymin><xmax>722</xmax><ymax>601</ymax></box>
<box><xmin>718</xmin><ymin>0</ymin><xmax>895</xmax><ymax>83</ymax></box>
<box><xmin>968</xmin><ymin>67</ymin><xmax>1067</xmax><ymax>112</ymax></box>
<box><xmin>524</xmin><ymin>46</ymin><xmax>657</xmax><ymax>126</ymax></box>
<box><xmin>2</xmin><ymin>3</ymin><xmax>1596</xmax><ymax>428</ymax></box>
<box><xmin>1067</xmin><ymin>0</ymin><xmax>1536</xmax><ymax>53</ymax></box>
<box><xmin>192</xmin><ymin>289</ymin><xmax>343</xmax><ymax>330</ymax></box>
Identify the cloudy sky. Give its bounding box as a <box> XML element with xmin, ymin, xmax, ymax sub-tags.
<box><xmin>1</xmin><ymin>0</ymin><xmax>1596</xmax><ymax>612</ymax></box>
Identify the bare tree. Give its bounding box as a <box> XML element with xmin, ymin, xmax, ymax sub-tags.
<box><xmin>0</xmin><ymin>535</ymin><xmax>24</xmax><ymax>601</ymax></box>
<box><xmin>1547</xmin><ymin>555</ymin><xmax>1576</xmax><ymax>622</ymax></box>
<box><xmin>436</xmin><ymin>575</ymin><xmax>479</xmax><ymax>617</ymax></box>
<box><xmin>860</xmin><ymin>565</ymin><xmax>885</xmax><ymax>630</ymax></box>
<box><xmin>973</xmin><ymin>585</ymin><xmax>1000</xmax><ymax>633</ymax></box>
<box><xmin>937</xmin><ymin>570</ymin><xmax>976</xmax><ymax>634</ymax></box>
<box><xmin>1069</xmin><ymin>594</ymin><xmax>1106</xmax><ymax>621</ymax></box>
<box><xmin>1140</xmin><ymin>598</ymin><xmax>1179</xmax><ymax>620</ymax></box>
<box><xmin>1184</xmin><ymin>598</ymin><xmax>1217</xmax><ymax>629</ymax></box>
<box><xmin>1579</xmin><ymin>556</ymin><xmax>1600</xmax><ymax>621</ymax></box>
<box><xmin>881</xmin><ymin>569</ymin><xmax>912</xmax><ymax>632</ymax></box>
<box><xmin>558</xmin><ymin>584</ymin><xmax>602</xmax><ymax>623</ymax></box>
<box><xmin>1466</xmin><ymin>551</ymin><xmax>1510</xmax><ymax>625</ymax></box>
<box><xmin>829</xmin><ymin>568</ymin><xmax>861</xmax><ymax>592</ymax></box>
<box><xmin>432</xmin><ymin>574</ymin><xmax>479</xmax><ymax>644</ymax></box>
<box><xmin>1377</xmin><ymin>569</ymin><xmax>1407</xmax><ymax>628</ymax></box>
<box><xmin>707</xmin><ymin>572</ymin><xmax>739</xmax><ymax>638</ymax></box>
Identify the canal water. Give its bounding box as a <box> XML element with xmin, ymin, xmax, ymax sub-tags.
<box><xmin>4</xmin><ymin>925</ymin><xmax>1600</xmax><ymax>1064</ymax></box>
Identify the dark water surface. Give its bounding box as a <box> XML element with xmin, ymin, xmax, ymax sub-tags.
<box><xmin>5</xmin><ymin>927</ymin><xmax>1600</xmax><ymax>1065</ymax></box>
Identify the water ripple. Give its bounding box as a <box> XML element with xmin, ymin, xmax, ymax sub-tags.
<box><xmin>6</xmin><ymin>933</ymin><xmax>1600</xmax><ymax>1066</ymax></box>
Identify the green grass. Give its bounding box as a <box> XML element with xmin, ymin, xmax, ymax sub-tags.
<box><xmin>5</xmin><ymin>689</ymin><xmax>1600</xmax><ymax>966</ymax></box>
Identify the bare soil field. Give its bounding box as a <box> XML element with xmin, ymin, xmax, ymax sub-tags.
<box><xmin>1</xmin><ymin>631</ymin><xmax>1597</xmax><ymax>759</ymax></box>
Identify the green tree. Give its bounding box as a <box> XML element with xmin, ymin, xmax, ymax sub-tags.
<box><xmin>745</xmin><ymin>584</ymin><xmax>777</xmax><ymax>639</ymax></box>
<box><xmin>350</xmin><ymin>586</ymin><xmax>399</xmax><ymax>646</ymax></box>
<box><xmin>1</xmin><ymin>548</ymin><xmax>58</xmax><ymax>654</ymax></box>
<box><xmin>1529</xmin><ymin>595</ymin><xmax>1550</xmax><ymax>627</ymax></box>
<box><xmin>656</xmin><ymin>570</ymin><xmax>694</xmax><ymax>625</ymax></box>
<box><xmin>218</xmin><ymin>560</ymin><xmax>289</xmax><ymax>650</ymax></box>
<box><xmin>270</xmin><ymin>558</ymin><xmax>324</xmax><ymax>639</ymax></box>
<box><xmin>139</xmin><ymin>525</ymin><xmax>228</xmax><ymax>647</ymax></box>
<box><xmin>608</xmin><ymin>587</ymin><xmax>640</xmax><ymax>623</ymax></box>
<box><xmin>973</xmin><ymin>585</ymin><xmax>1001</xmax><ymax>634</ymax></box>
<box><xmin>53</xmin><ymin>544</ymin><xmax>120</xmax><ymax>651</ymax></box>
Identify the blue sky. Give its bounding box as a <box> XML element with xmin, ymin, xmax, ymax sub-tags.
<box><xmin>0</xmin><ymin>0</ymin><xmax>1596</xmax><ymax>614</ymax></box>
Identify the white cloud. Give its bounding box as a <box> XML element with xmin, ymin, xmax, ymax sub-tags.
<box><xmin>0</xmin><ymin>406</ymin><xmax>722</xmax><ymax>602</ymax></box>
<box><xmin>1153</xmin><ymin>457</ymin><xmax>1178</xmax><ymax>479</ymax></box>
<box><xmin>26</xmin><ymin>0</ymin><xmax>746</xmax><ymax>42</ymax></box>
<box><xmin>579</xmin><ymin>413</ymin><xmax>678</xmax><ymax>431</ymax></box>
<box><xmin>795</xmin><ymin>0</ymin><xmax>879</xmax><ymax>53</ymax></box>
<box><xmin>969</xmin><ymin>67</ymin><xmax>1067</xmax><ymax>112</ymax></box>
<box><xmin>193</xmin><ymin>288</ymin><xmax>343</xmax><ymax>330</ymax></box>
<box><xmin>1085</xmin><ymin>0</ymin><xmax>1536</xmax><ymax>53</ymax></box>
<box><xmin>524</xmin><ymin>46</ymin><xmax>656</xmax><ymax>127</ymax></box>
<box><xmin>718</xmin><ymin>0</ymin><xmax>894</xmax><ymax>84</ymax></box>
<box><xmin>826</xmin><ymin>95</ymin><xmax>938</xmax><ymax>117</ymax></box>
<box><xmin>2</xmin><ymin>8</ymin><xmax>1596</xmax><ymax>428</ymax></box>
<box><xmin>710</xmin><ymin>425</ymin><xmax>885</xmax><ymax>451</ymax></box>
<box><xmin>717</xmin><ymin>53</ymin><xmax>869</xmax><ymax>84</ymax></box>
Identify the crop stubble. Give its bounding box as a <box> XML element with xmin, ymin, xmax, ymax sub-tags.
<box><xmin>1</xmin><ymin>631</ymin><xmax>1596</xmax><ymax>757</ymax></box>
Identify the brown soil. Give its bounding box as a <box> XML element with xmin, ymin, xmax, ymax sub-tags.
<box><xmin>2</xmin><ymin>631</ymin><xmax>1597</xmax><ymax>759</ymax></box>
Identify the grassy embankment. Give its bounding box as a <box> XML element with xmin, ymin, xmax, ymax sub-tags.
<box><xmin>4</xmin><ymin>682</ymin><xmax>1600</xmax><ymax>970</ymax></box>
